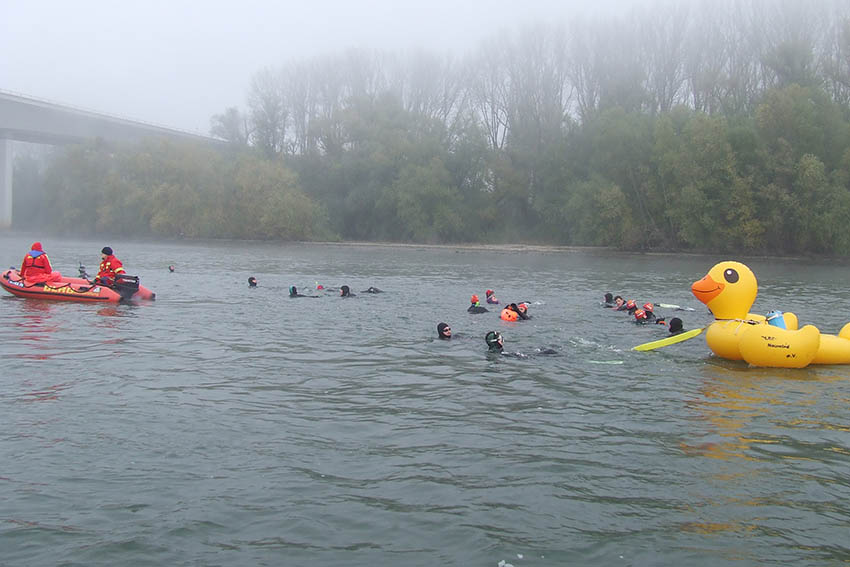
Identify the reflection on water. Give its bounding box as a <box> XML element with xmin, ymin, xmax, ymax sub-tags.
<box><xmin>20</xmin><ymin>382</ymin><xmax>72</xmax><ymax>402</ymax></box>
<box><xmin>1</xmin><ymin>234</ymin><xmax>849</xmax><ymax>566</ymax></box>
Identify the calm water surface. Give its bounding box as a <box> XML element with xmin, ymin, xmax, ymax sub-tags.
<box><xmin>1</xmin><ymin>233</ymin><xmax>849</xmax><ymax>566</ymax></box>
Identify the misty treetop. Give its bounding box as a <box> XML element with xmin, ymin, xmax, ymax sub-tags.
<box><xmin>18</xmin><ymin>140</ymin><xmax>332</xmax><ymax>241</ymax></box>
<box><xmin>17</xmin><ymin>0</ymin><xmax>850</xmax><ymax>254</ymax></box>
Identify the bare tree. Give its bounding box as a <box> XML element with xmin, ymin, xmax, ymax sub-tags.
<box><xmin>247</xmin><ymin>67</ymin><xmax>287</xmax><ymax>157</ymax></box>
<box><xmin>467</xmin><ymin>37</ymin><xmax>512</xmax><ymax>152</ymax></box>
<box><xmin>565</xmin><ymin>20</ymin><xmax>603</xmax><ymax>121</ymax></box>
<box><xmin>639</xmin><ymin>4</ymin><xmax>689</xmax><ymax>113</ymax></box>
<box><xmin>210</xmin><ymin>107</ymin><xmax>250</xmax><ymax>145</ymax></box>
<box><xmin>282</xmin><ymin>61</ymin><xmax>317</xmax><ymax>156</ymax></box>
<box><xmin>820</xmin><ymin>6</ymin><xmax>850</xmax><ymax>105</ymax></box>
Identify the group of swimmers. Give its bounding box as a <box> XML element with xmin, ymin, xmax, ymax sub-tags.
<box><xmin>247</xmin><ymin>276</ymin><xmax>382</xmax><ymax>298</ymax></box>
<box><xmin>436</xmin><ymin>288</ymin><xmax>551</xmax><ymax>356</ymax></box>
<box><xmin>602</xmin><ymin>292</ymin><xmax>685</xmax><ymax>335</ymax></box>
<box><xmin>466</xmin><ymin>290</ymin><xmax>532</xmax><ymax>322</ymax></box>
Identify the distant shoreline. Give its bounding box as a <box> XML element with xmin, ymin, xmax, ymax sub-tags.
<box><xmin>298</xmin><ymin>240</ymin><xmax>850</xmax><ymax>262</ymax></box>
<box><xmin>4</xmin><ymin>229</ymin><xmax>844</xmax><ymax>262</ymax></box>
<box><xmin>303</xmin><ymin>240</ymin><xmax>612</xmax><ymax>254</ymax></box>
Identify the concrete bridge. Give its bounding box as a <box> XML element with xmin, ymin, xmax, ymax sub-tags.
<box><xmin>0</xmin><ymin>89</ymin><xmax>218</xmax><ymax>228</ymax></box>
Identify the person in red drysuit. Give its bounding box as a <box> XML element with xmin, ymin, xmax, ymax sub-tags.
<box><xmin>20</xmin><ymin>242</ymin><xmax>60</xmax><ymax>283</ymax></box>
<box><xmin>96</xmin><ymin>246</ymin><xmax>126</xmax><ymax>286</ymax></box>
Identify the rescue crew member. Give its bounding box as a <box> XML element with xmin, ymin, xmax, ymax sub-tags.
<box><xmin>485</xmin><ymin>289</ymin><xmax>500</xmax><ymax>304</ymax></box>
<box><xmin>96</xmin><ymin>246</ymin><xmax>125</xmax><ymax>286</ymax></box>
<box><xmin>20</xmin><ymin>242</ymin><xmax>60</xmax><ymax>283</ymax></box>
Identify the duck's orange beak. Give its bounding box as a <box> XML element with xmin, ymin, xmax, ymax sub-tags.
<box><xmin>691</xmin><ymin>275</ymin><xmax>724</xmax><ymax>305</ymax></box>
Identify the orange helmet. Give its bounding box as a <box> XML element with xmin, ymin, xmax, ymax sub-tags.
<box><xmin>634</xmin><ymin>309</ymin><xmax>647</xmax><ymax>320</ymax></box>
<box><xmin>626</xmin><ymin>299</ymin><xmax>636</xmax><ymax>309</ymax></box>
<box><xmin>643</xmin><ymin>302</ymin><xmax>654</xmax><ymax>312</ymax></box>
<box><xmin>471</xmin><ymin>294</ymin><xmax>479</xmax><ymax>304</ymax></box>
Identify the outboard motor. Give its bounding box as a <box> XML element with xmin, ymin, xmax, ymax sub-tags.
<box><xmin>113</xmin><ymin>274</ymin><xmax>140</xmax><ymax>302</ymax></box>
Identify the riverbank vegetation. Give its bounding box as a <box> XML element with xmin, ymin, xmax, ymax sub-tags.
<box><xmin>15</xmin><ymin>0</ymin><xmax>850</xmax><ymax>254</ymax></box>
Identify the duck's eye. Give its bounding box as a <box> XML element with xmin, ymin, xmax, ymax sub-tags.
<box><xmin>724</xmin><ymin>268</ymin><xmax>739</xmax><ymax>283</ymax></box>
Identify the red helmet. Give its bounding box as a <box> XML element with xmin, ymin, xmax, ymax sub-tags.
<box><xmin>634</xmin><ymin>309</ymin><xmax>647</xmax><ymax>320</ymax></box>
<box><xmin>643</xmin><ymin>303</ymin><xmax>654</xmax><ymax>312</ymax></box>
<box><xmin>626</xmin><ymin>299</ymin><xmax>636</xmax><ymax>309</ymax></box>
<box><xmin>471</xmin><ymin>294</ymin><xmax>479</xmax><ymax>303</ymax></box>
<box><xmin>517</xmin><ymin>303</ymin><xmax>527</xmax><ymax>313</ymax></box>
<box><xmin>486</xmin><ymin>289</ymin><xmax>494</xmax><ymax>296</ymax></box>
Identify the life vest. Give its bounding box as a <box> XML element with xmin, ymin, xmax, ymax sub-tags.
<box><xmin>98</xmin><ymin>255</ymin><xmax>125</xmax><ymax>284</ymax></box>
<box><xmin>21</xmin><ymin>252</ymin><xmax>51</xmax><ymax>277</ymax></box>
<box><xmin>500</xmin><ymin>308</ymin><xmax>519</xmax><ymax>322</ymax></box>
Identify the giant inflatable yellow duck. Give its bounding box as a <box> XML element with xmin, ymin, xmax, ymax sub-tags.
<box><xmin>691</xmin><ymin>261</ymin><xmax>850</xmax><ymax>368</ymax></box>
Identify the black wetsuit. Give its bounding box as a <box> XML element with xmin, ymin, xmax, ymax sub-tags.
<box><xmin>506</xmin><ymin>303</ymin><xmax>529</xmax><ymax>320</ymax></box>
<box><xmin>468</xmin><ymin>304</ymin><xmax>488</xmax><ymax>313</ymax></box>
<box><xmin>289</xmin><ymin>286</ymin><xmax>317</xmax><ymax>298</ymax></box>
<box><xmin>668</xmin><ymin>318</ymin><xmax>684</xmax><ymax>334</ymax></box>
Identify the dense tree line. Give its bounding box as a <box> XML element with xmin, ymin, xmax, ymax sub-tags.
<box><xmin>17</xmin><ymin>0</ymin><xmax>850</xmax><ymax>254</ymax></box>
<box><xmin>15</xmin><ymin>140</ymin><xmax>332</xmax><ymax>241</ymax></box>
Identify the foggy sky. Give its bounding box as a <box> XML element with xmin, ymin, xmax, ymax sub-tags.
<box><xmin>1</xmin><ymin>0</ymin><xmax>639</xmax><ymax>134</ymax></box>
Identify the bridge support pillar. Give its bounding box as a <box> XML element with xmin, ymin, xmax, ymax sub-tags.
<box><xmin>0</xmin><ymin>138</ymin><xmax>11</xmax><ymax>229</ymax></box>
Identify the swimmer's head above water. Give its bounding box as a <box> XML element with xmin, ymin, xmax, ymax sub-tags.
<box><xmin>485</xmin><ymin>331</ymin><xmax>503</xmax><ymax>352</ymax></box>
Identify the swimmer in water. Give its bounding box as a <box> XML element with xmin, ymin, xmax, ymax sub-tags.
<box><xmin>340</xmin><ymin>285</ymin><xmax>356</xmax><ymax>297</ymax></box>
<box><xmin>289</xmin><ymin>285</ymin><xmax>318</xmax><ymax>298</ymax></box>
<box><xmin>634</xmin><ymin>308</ymin><xmax>665</xmax><ymax>325</ymax></box>
<box><xmin>641</xmin><ymin>303</ymin><xmax>665</xmax><ymax>324</ymax></box>
<box><xmin>516</xmin><ymin>302</ymin><xmax>531</xmax><ymax>319</ymax></box>
<box><xmin>248</xmin><ymin>276</ymin><xmax>258</xmax><ymax>287</ymax></box>
<box><xmin>168</xmin><ymin>265</ymin><xmax>175</xmax><ymax>272</ymax></box>
<box><xmin>361</xmin><ymin>286</ymin><xmax>383</xmax><ymax>293</ymax></box>
<box><xmin>668</xmin><ymin>317</ymin><xmax>684</xmax><ymax>335</ymax></box>
<box><xmin>503</xmin><ymin>303</ymin><xmax>529</xmax><ymax>320</ymax></box>
<box><xmin>613</xmin><ymin>295</ymin><xmax>626</xmax><ymax>310</ymax></box>
<box><xmin>468</xmin><ymin>294</ymin><xmax>488</xmax><ymax>313</ymax></box>
<box><xmin>437</xmin><ymin>322</ymin><xmax>452</xmax><ymax>339</ymax></box>
<box><xmin>485</xmin><ymin>330</ymin><xmax>504</xmax><ymax>353</ymax></box>
<box><xmin>602</xmin><ymin>292</ymin><xmax>615</xmax><ymax>307</ymax></box>
<box><xmin>485</xmin><ymin>289</ymin><xmax>500</xmax><ymax>304</ymax></box>
<box><xmin>485</xmin><ymin>330</ymin><xmax>556</xmax><ymax>357</ymax></box>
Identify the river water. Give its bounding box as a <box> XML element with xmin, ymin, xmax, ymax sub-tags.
<box><xmin>1</xmin><ymin>233</ymin><xmax>849</xmax><ymax>566</ymax></box>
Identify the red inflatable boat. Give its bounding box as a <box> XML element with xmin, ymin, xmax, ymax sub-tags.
<box><xmin>1</xmin><ymin>269</ymin><xmax>155</xmax><ymax>303</ymax></box>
